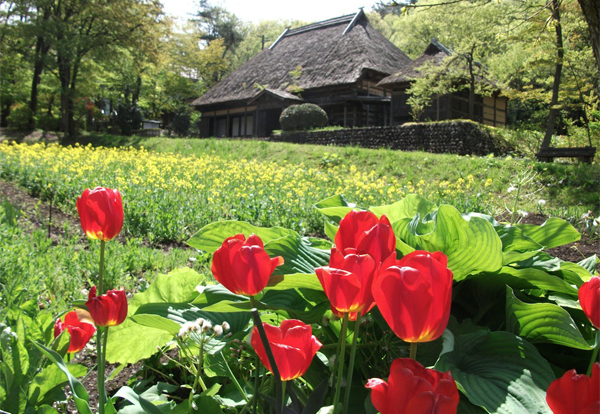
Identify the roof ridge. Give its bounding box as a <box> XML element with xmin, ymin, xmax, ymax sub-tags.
<box><xmin>285</xmin><ymin>13</ymin><xmax>357</xmax><ymax>36</ymax></box>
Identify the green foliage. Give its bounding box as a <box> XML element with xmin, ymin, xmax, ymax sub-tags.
<box><xmin>279</xmin><ymin>104</ymin><xmax>328</xmax><ymax>131</ymax></box>
<box><xmin>168</xmin><ymin>107</ymin><xmax>193</xmax><ymax>137</ymax></box>
<box><xmin>116</xmin><ymin>103</ymin><xmax>143</xmax><ymax>136</ymax></box>
<box><xmin>6</xmin><ymin>104</ymin><xmax>33</xmax><ymax>130</ymax></box>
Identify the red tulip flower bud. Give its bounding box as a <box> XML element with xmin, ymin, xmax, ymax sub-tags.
<box><xmin>546</xmin><ymin>363</ymin><xmax>599</xmax><ymax>414</ymax></box>
<box><xmin>372</xmin><ymin>250</ymin><xmax>453</xmax><ymax>343</ymax></box>
<box><xmin>251</xmin><ymin>319</ymin><xmax>322</xmax><ymax>382</ymax></box>
<box><xmin>579</xmin><ymin>277</ymin><xmax>600</xmax><ymax>329</ymax></box>
<box><xmin>211</xmin><ymin>234</ymin><xmax>284</xmax><ymax>296</ymax></box>
<box><xmin>77</xmin><ymin>187</ymin><xmax>123</xmax><ymax>241</ymax></box>
<box><xmin>335</xmin><ymin>210</ymin><xmax>396</xmax><ymax>266</ymax></box>
<box><xmin>366</xmin><ymin>358</ymin><xmax>459</xmax><ymax>414</ymax></box>
<box><xmin>54</xmin><ymin>309</ymin><xmax>96</xmax><ymax>353</ymax></box>
<box><xmin>316</xmin><ymin>248</ymin><xmax>378</xmax><ymax>320</ymax></box>
<box><xmin>86</xmin><ymin>286</ymin><xmax>128</xmax><ymax>327</ymax></box>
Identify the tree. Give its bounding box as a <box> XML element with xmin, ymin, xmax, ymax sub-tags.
<box><xmin>193</xmin><ymin>0</ymin><xmax>245</xmax><ymax>81</ymax></box>
<box><xmin>576</xmin><ymin>0</ymin><xmax>599</xmax><ymax>93</ymax></box>
<box><xmin>39</xmin><ymin>0</ymin><xmax>163</xmax><ymax>141</ymax></box>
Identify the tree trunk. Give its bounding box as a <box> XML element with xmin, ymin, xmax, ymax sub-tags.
<box><xmin>59</xmin><ymin>58</ymin><xmax>76</xmax><ymax>143</ymax></box>
<box><xmin>540</xmin><ymin>0</ymin><xmax>564</xmax><ymax>151</ymax></box>
<box><xmin>577</xmin><ymin>0</ymin><xmax>600</xmax><ymax>96</ymax></box>
<box><xmin>28</xmin><ymin>37</ymin><xmax>50</xmax><ymax>129</ymax></box>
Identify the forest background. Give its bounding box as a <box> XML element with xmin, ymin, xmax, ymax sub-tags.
<box><xmin>0</xmin><ymin>0</ymin><xmax>598</xmax><ymax>153</ymax></box>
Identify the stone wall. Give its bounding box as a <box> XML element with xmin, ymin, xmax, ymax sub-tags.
<box><xmin>270</xmin><ymin>120</ymin><xmax>511</xmax><ymax>156</ymax></box>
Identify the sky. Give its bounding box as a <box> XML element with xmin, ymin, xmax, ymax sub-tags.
<box><xmin>161</xmin><ymin>0</ymin><xmax>380</xmax><ymax>24</ymax></box>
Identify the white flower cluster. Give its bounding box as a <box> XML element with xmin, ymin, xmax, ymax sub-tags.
<box><xmin>178</xmin><ymin>318</ymin><xmax>230</xmax><ymax>338</ymax></box>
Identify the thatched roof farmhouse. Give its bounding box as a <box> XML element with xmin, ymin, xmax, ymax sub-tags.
<box><xmin>192</xmin><ymin>12</ymin><xmax>506</xmax><ymax>137</ymax></box>
<box><xmin>378</xmin><ymin>39</ymin><xmax>508</xmax><ymax>126</ymax></box>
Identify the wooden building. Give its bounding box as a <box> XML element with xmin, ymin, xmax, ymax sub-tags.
<box><xmin>378</xmin><ymin>40</ymin><xmax>508</xmax><ymax>127</ymax></box>
<box><xmin>192</xmin><ymin>10</ymin><xmax>411</xmax><ymax>137</ymax></box>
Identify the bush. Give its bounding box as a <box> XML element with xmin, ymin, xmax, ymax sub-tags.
<box><xmin>115</xmin><ymin>103</ymin><xmax>142</xmax><ymax>136</ymax></box>
<box><xmin>279</xmin><ymin>103</ymin><xmax>328</xmax><ymax>131</ymax></box>
<box><xmin>6</xmin><ymin>103</ymin><xmax>33</xmax><ymax>130</ymax></box>
<box><xmin>35</xmin><ymin>113</ymin><xmax>61</xmax><ymax>131</ymax></box>
<box><xmin>168</xmin><ymin>108</ymin><xmax>192</xmax><ymax>137</ymax></box>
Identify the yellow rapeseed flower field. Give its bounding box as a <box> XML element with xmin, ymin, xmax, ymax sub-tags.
<box><xmin>0</xmin><ymin>142</ymin><xmax>489</xmax><ymax>242</ymax></box>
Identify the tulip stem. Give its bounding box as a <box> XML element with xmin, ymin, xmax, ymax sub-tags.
<box><xmin>343</xmin><ymin>314</ymin><xmax>361</xmax><ymax>414</ymax></box>
<box><xmin>97</xmin><ymin>239</ymin><xmax>107</xmax><ymax>414</ymax></box>
<box><xmin>250</xmin><ymin>297</ymin><xmax>283</xmax><ymax>414</ymax></box>
<box><xmin>98</xmin><ymin>240</ymin><xmax>105</xmax><ymax>295</ymax></box>
<box><xmin>253</xmin><ymin>354</ymin><xmax>260</xmax><ymax>414</ymax></box>
<box><xmin>410</xmin><ymin>342</ymin><xmax>418</xmax><ymax>360</ymax></box>
<box><xmin>97</xmin><ymin>327</ymin><xmax>106</xmax><ymax>414</ymax></box>
<box><xmin>333</xmin><ymin>313</ymin><xmax>349</xmax><ymax>414</ymax></box>
<box><xmin>587</xmin><ymin>330</ymin><xmax>600</xmax><ymax>376</ymax></box>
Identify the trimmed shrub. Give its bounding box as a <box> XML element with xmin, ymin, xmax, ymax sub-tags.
<box><xmin>115</xmin><ymin>103</ymin><xmax>142</xmax><ymax>136</ymax></box>
<box><xmin>6</xmin><ymin>103</ymin><xmax>33</xmax><ymax>130</ymax></box>
<box><xmin>279</xmin><ymin>103</ymin><xmax>328</xmax><ymax>131</ymax></box>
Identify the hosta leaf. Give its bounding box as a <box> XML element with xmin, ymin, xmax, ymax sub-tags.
<box><xmin>516</xmin><ymin>218</ymin><xmax>580</xmax><ymax>249</ymax></box>
<box><xmin>578</xmin><ymin>255</ymin><xmax>599</xmax><ymax>276</ymax></box>
<box><xmin>106</xmin><ymin>268</ymin><xmax>205</xmax><ymax>364</ymax></box>
<box><xmin>393</xmin><ymin>205</ymin><xmax>503</xmax><ymax>280</ymax></box>
<box><xmin>187</xmin><ymin>221</ymin><xmax>297</xmax><ymax>253</ymax></box>
<box><xmin>435</xmin><ymin>330</ymin><xmax>554</xmax><ymax>414</ymax></box>
<box><xmin>264</xmin><ymin>235</ymin><xmax>330</xmax><ymax>274</ymax></box>
<box><xmin>471</xmin><ymin>266</ymin><xmax>578</xmax><ymax>296</ymax></box>
<box><xmin>370</xmin><ymin>194</ymin><xmax>436</xmax><ymax>222</ymax></box>
<box><xmin>266</xmin><ymin>273</ymin><xmax>324</xmax><ymax>291</ymax></box>
<box><xmin>505</xmin><ymin>288</ymin><xmax>593</xmax><ymax>350</ymax></box>
<box><xmin>495</xmin><ymin>225</ymin><xmax>543</xmax><ymax>252</ymax></box>
<box><xmin>314</xmin><ymin>194</ymin><xmax>354</xmax><ymax>225</ymax></box>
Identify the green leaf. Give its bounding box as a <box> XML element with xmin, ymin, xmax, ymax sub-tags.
<box><xmin>471</xmin><ymin>266</ymin><xmax>578</xmax><ymax>296</ymax></box>
<box><xmin>435</xmin><ymin>330</ymin><xmax>555</xmax><ymax>414</ymax></box>
<box><xmin>114</xmin><ymin>386</ymin><xmax>172</xmax><ymax>414</ymax></box>
<box><xmin>28</xmin><ymin>363</ymin><xmax>87</xmax><ymax>406</ymax></box>
<box><xmin>393</xmin><ymin>205</ymin><xmax>503</xmax><ymax>281</ymax></box>
<box><xmin>515</xmin><ymin>218</ymin><xmax>580</xmax><ymax>249</ymax></box>
<box><xmin>31</xmin><ymin>342</ymin><xmax>93</xmax><ymax>414</ymax></box>
<box><xmin>265</xmin><ymin>235</ymin><xmax>330</xmax><ymax>274</ymax></box>
<box><xmin>314</xmin><ymin>194</ymin><xmax>353</xmax><ymax>225</ymax></box>
<box><xmin>133</xmin><ymin>302</ymin><xmax>251</xmax><ymax>334</ymax></box>
<box><xmin>187</xmin><ymin>221</ymin><xmax>297</xmax><ymax>253</ymax></box>
<box><xmin>370</xmin><ymin>194</ymin><xmax>436</xmax><ymax>222</ymax></box>
<box><xmin>505</xmin><ymin>287</ymin><xmax>593</xmax><ymax>350</ymax></box>
<box><xmin>495</xmin><ymin>225</ymin><xmax>543</xmax><ymax>252</ymax></box>
<box><xmin>265</xmin><ymin>273</ymin><xmax>323</xmax><ymax>291</ymax></box>
<box><xmin>578</xmin><ymin>255</ymin><xmax>599</xmax><ymax>276</ymax></box>
<box><xmin>129</xmin><ymin>314</ymin><xmax>181</xmax><ymax>335</ymax></box>
<box><xmin>106</xmin><ymin>268</ymin><xmax>205</xmax><ymax>364</ymax></box>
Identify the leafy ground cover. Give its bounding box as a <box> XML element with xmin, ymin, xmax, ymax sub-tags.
<box><xmin>0</xmin><ymin>133</ymin><xmax>598</xmax><ymax>414</ymax></box>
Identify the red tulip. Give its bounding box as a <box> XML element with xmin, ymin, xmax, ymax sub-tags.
<box><xmin>316</xmin><ymin>249</ymin><xmax>378</xmax><ymax>320</ymax></box>
<box><xmin>366</xmin><ymin>358</ymin><xmax>459</xmax><ymax>414</ymax></box>
<box><xmin>579</xmin><ymin>277</ymin><xmax>600</xmax><ymax>329</ymax></box>
<box><xmin>251</xmin><ymin>319</ymin><xmax>322</xmax><ymax>381</ymax></box>
<box><xmin>334</xmin><ymin>210</ymin><xmax>396</xmax><ymax>266</ymax></box>
<box><xmin>546</xmin><ymin>363</ymin><xmax>599</xmax><ymax>414</ymax></box>
<box><xmin>77</xmin><ymin>187</ymin><xmax>123</xmax><ymax>241</ymax></box>
<box><xmin>54</xmin><ymin>309</ymin><xmax>96</xmax><ymax>353</ymax></box>
<box><xmin>372</xmin><ymin>250</ymin><xmax>453</xmax><ymax>343</ymax></box>
<box><xmin>211</xmin><ymin>234</ymin><xmax>284</xmax><ymax>296</ymax></box>
<box><xmin>86</xmin><ymin>286</ymin><xmax>128</xmax><ymax>327</ymax></box>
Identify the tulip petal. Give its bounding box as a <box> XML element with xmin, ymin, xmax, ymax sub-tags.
<box><xmin>579</xmin><ymin>277</ymin><xmax>600</xmax><ymax>329</ymax></box>
<box><xmin>366</xmin><ymin>378</ymin><xmax>389</xmax><ymax>414</ymax></box>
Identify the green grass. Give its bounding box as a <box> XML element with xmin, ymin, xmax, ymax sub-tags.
<box><xmin>0</xmin><ymin>200</ymin><xmax>210</xmax><ymax>317</ymax></box>
<box><xmin>79</xmin><ymin>134</ymin><xmax>600</xmax><ymax>217</ymax></box>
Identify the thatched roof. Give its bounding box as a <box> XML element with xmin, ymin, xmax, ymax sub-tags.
<box><xmin>192</xmin><ymin>10</ymin><xmax>411</xmax><ymax>108</ymax></box>
<box><xmin>378</xmin><ymin>39</ymin><xmax>452</xmax><ymax>86</ymax></box>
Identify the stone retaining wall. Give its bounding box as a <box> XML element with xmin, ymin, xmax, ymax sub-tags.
<box><xmin>270</xmin><ymin>121</ymin><xmax>511</xmax><ymax>156</ymax></box>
